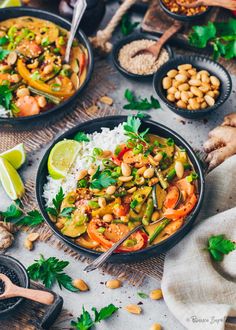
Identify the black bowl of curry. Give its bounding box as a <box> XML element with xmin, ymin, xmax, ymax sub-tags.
<box><xmin>0</xmin><ymin>7</ymin><xmax>93</xmax><ymax>128</ymax></box>
<box><xmin>36</xmin><ymin>115</ymin><xmax>205</xmax><ymax>263</ymax></box>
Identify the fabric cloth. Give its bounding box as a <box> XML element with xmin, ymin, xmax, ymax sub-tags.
<box><xmin>162</xmin><ymin>155</ymin><xmax>236</xmax><ymax>330</ymax></box>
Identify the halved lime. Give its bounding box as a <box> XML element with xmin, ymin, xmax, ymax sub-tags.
<box><xmin>48</xmin><ymin>140</ymin><xmax>81</xmax><ymax>179</ymax></box>
<box><xmin>0</xmin><ymin>143</ymin><xmax>26</xmax><ymax>170</ymax></box>
<box><xmin>0</xmin><ymin>157</ymin><xmax>25</xmax><ymax>200</ymax></box>
<box><xmin>0</xmin><ymin>0</ymin><xmax>21</xmax><ymax>8</ymax></box>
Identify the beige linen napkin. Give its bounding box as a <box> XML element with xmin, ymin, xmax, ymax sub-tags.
<box><xmin>162</xmin><ymin>155</ymin><xmax>236</xmax><ymax>330</ymax></box>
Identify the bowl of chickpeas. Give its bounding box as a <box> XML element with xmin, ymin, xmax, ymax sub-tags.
<box><xmin>153</xmin><ymin>55</ymin><xmax>232</xmax><ymax>119</ymax></box>
<box><xmin>160</xmin><ymin>0</ymin><xmax>211</xmax><ymax>22</ymax></box>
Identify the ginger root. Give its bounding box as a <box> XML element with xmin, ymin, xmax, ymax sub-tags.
<box><xmin>0</xmin><ymin>222</ymin><xmax>14</xmax><ymax>250</ymax></box>
<box><xmin>204</xmin><ymin>113</ymin><xmax>236</xmax><ymax>170</ymax></box>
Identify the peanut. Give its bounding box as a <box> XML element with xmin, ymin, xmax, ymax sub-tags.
<box><xmin>178</xmin><ymin>64</ymin><xmax>192</xmax><ymax>71</ymax></box>
<box><xmin>150</xmin><ymin>323</ymin><xmax>162</xmax><ymax>330</ymax></box>
<box><xmin>27</xmin><ymin>232</ymin><xmax>39</xmax><ymax>242</ymax></box>
<box><xmin>143</xmin><ymin>167</ymin><xmax>155</xmax><ymax>179</ymax></box>
<box><xmin>178</xmin><ymin>83</ymin><xmax>189</xmax><ymax>91</ymax></box>
<box><xmin>78</xmin><ymin>169</ymin><xmax>88</xmax><ymax>181</ymax></box>
<box><xmin>162</xmin><ymin>77</ymin><xmax>172</xmax><ymax>89</ymax></box>
<box><xmin>73</xmin><ymin>279</ymin><xmax>89</xmax><ymax>291</ymax></box>
<box><xmin>24</xmin><ymin>239</ymin><xmax>33</xmax><ymax>251</ymax></box>
<box><xmin>98</xmin><ymin>197</ymin><xmax>106</xmax><ymax>208</ymax></box>
<box><xmin>100</xmin><ymin>96</ymin><xmax>113</xmax><ymax>105</ymax></box>
<box><xmin>167</xmin><ymin>69</ymin><xmax>178</xmax><ymax>78</ymax></box>
<box><xmin>175</xmin><ymin>161</ymin><xmax>184</xmax><ymax>178</ymax></box>
<box><xmin>149</xmin><ymin>289</ymin><xmax>163</xmax><ymax>300</ymax></box>
<box><xmin>151</xmin><ymin>211</ymin><xmax>160</xmax><ymax>222</ymax></box>
<box><xmin>127</xmin><ymin>187</ymin><xmax>137</xmax><ymax>193</ymax></box>
<box><xmin>124</xmin><ymin>304</ymin><xmax>142</xmax><ymax>314</ymax></box>
<box><xmin>118</xmin><ymin>176</ymin><xmax>133</xmax><ymax>182</ymax></box>
<box><xmin>204</xmin><ymin>94</ymin><xmax>215</xmax><ymax>107</ymax></box>
<box><xmin>103</xmin><ymin>214</ymin><xmax>113</xmax><ymax>222</ymax></box>
<box><xmin>121</xmin><ymin>162</ymin><xmax>131</xmax><ymax>177</ymax></box>
<box><xmin>106</xmin><ymin>185</ymin><xmax>116</xmax><ymax>195</ymax></box>
<box><xmin>106</xmin><ymin>279</ymin><xmax>122</xmax><ymax>289</ymax></box>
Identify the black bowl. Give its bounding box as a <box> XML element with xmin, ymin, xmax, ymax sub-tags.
<box><xmin>0</xmin><ymin>255</ymin><xmax>29</xmax><ymax>317</ymax></box>
<box><xmin>160</xmin><ymin>0</ymin><xmax>211</xmax><ymax>22</ymax></box>
<box><xmin>36</xmin><ymin>115</ymin><xmax>205</xmax><ymax>263</ymax></box>
<box><xmin>0</xmin><ymin>7</ymin><xmax>94</xmax><ymax>129</ymax></box>
<box><xmin>112</xmin><ymin>33</ymin><xmax>173</xmax><ymax>81</ymax></box>
<box><xmin>153</xmin><ymin>55</ymin><xmax>232</xmax><ymax>119</ymax></box>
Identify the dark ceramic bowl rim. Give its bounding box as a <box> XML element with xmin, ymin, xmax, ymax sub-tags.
<box><xmin>159</xmin><ymin>0</ymin><xmax>211</xmax><ymax>22</ymax></box>
<box><xmin>0</xmin><ymin>254</ymin><xmax>29</xmax><ymax>316</ymax></box>
<box><xmin>36</xmin><ymin>115</ymin><xmax>205</xmax><ymax>261</ymax></box>
<box><xmin>153</xmin><ymin>55</ymin><xmax>232</xmax><ymax>117</ymax></box>
<box><xmin>112</xmin><ymin>33</ymin><xmax>173</xmax><ymax>80</ymax></box>
<box><xmin>0</xmin><ymin>7</ymin><xmax>94</xmax><ymax>123</ymax></box>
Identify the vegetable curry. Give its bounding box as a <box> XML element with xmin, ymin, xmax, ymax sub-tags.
<box><xmin>0</xmin><ymin>16</ymin><xmax>88</xmax><ymax>117</ymax></box>
<box><xmin>48</xmin><ymin>119</ymin><xmax>199</xmax><ymax>253</ymax></box>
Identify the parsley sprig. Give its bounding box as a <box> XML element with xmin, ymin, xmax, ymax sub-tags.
<box><xmin>46</xmin><ymin>187</ymin><xmax>64</xmax><ymax>217</ymax></box>
<box><xmin>74</xmin><ymin>132</ymin><xmax>90</xmax><ymax>142</ymax></box>
<box><xmin>0</xmin><ymin>84</ymin><xmax>13</xmax><ymax>110</ymax></box>
<box><xmin>71</xmin><ymin>304</ymin><xmax>118</xmax><ymax>330</ymax></box>
<box><xmin>90</xmin><ymin>166</ymin><xmax>116</xmax><ymax>190</ymax></box>
<box><xmin>123</xmin><ymin>116</ymin><xmax>149</xmax><ymax>144</ymax></box>
<box><xmin>0</xmin><ymin>201</ymin><xmax>44</xmax><ymax>227</ymax></box>
<box><xmin>123</xmin><ymin>89</ymin><xmax>160</xmax><ymax>111</ymax></box>
<box><xmin>121</xmin><ymin>14</ymin><xmax>139</xmax><ymax>36</ymax></box>
<box><xmin>27</xmin><ymin>254</ymin><xmax>78</xmax><ymax>292</ymax></box>
<box><xmin>189</xmin><ymin>19</ymin><xmax>236</xmax><ymax>60</ymax></box>
<box><xmin>207</xmin><ymin>234</ymin><xmax>236</xmax><ymax>261</ymax></box>
<box><xmin>0</xmin><ymin>47</ymin><xmax>10</xmax><ymax>60</ymax></box>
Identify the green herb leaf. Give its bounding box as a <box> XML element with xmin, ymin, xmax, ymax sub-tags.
<box><xmin>137</xmin><ymin>292</ymin><xmax>149</xmax><ymax>299</ymax></box>
<box><xmin>189</xmin><ymin>22</ymin><xmax>216</xmax><ymax>48</ymax></box>
<box><xmin>30</xmin><ymin>70</ymin><xmax>41</xmax><ymax>81</ymax></box>
<box><xmin>123</xmin><ymin>89</ymin><xmax>160</xmax><ymax>111</ymax></box>
<box><xmin>0</xmin><ymin>84</ymin><xmax>13</xmax><ymax>110</ymax></box>
<box><xmin>27</xmin><ymin>254</ymin><xmax>78</xmax><ymax>292</ymax></box>
<box><xmin>130</xmin><ymin>199</ymin><xmax>138</xmax><ymax>209</ymax></box>
<box><xmin>71</xmin><ymin>306</ymin><xmax>94</xmax><ymax>330</ymax></box>
<box><xmin>60</xmin><ymin>207</ymin><xmax>76</xmax><ymax>218</ymax></box>
<box><xmin>0</xmin><ymin>36</ymin><xmax>8</xmax><ymax>46</ymax></box>
<box><xmin>17</xmin><ymin>210</ymin><xmax>44</xmax><ymax>227</ymax></box>
<box><xmin>0</xmin><ymin>203</ymin><xmax>23</xmax><ymax>221</ymax></box>
<box><xmin>0</xmin><ymin>47</ymin><xmax>10</xmax><ymax>60</ymax></box>
<box><xmin>92</xmin><ymin>304</ymin><xmax>118</xmax><ymax>323</ymax></box>
<box><xmin>207</xmin><ymin>234</ymin><xmax>236</xmax><ymax>261</ymax></box>
<box><xmin>167</xmin><ymin>138</ymin><xmax>174</xmax><ymax>146</ymax></box>
<box><xmin>46</xmin><ymin>187</ymin><xmax>65</xmax><ymax>217</ymax></box>
<box><xmin>123</xmin><ymin>115</ymin><xmax>149</xmax><ymax>144</ymax></box>
<box><xmin>121</xmin><ymin>14</ymin><xmax>139</xmax><ymax>36</ymax></box>
<box><xmin>90</xmin><ymin>168</ymin><xmax>116</xmax><ymax>190</ymax></box>
<box><xmin>74</xmin><ymin>132</ymin><xmax>90</xmax><ymax>142</ymax></box>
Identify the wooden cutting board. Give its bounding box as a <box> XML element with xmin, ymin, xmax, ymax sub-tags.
<box><xmin>0</xmin><ymin>282</ymin><xmax>63</xmax><ymax>330</ymax></box>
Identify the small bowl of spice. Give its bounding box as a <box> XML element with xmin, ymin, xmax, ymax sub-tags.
<box><xmin>160</xmin><ymin>0</ymin><xmax>211</xmax><ymax>22</ymax></box>
<box><xmin>153</xmin><ymin>55</ymin><xmax>232</xmax><ymax>119</ymax></box>
<box><xmin>112</xmin><ymin>33</ymin><xmax>172</xmax><ymax>80</ymax></box>
<box><xmin>0</xmin><ymin>255</ymin><xmax>29</xmax><ymax>317</ymax></box>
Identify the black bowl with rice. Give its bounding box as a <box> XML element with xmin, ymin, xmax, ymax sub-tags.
<box><xmin>112</xmin><ymin>33</ymin><xmax>173</xmax><ymax>80</ymax></box>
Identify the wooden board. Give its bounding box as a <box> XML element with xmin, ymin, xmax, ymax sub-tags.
<box><xmin>0</xmin><ymin>282</ymin><xmax>63</xmax><ymax>329</ymax></box>
<box><xmin>141</xmin><ymin>1</ymin><xmax>230</xmax><ymax>49</ymax></box>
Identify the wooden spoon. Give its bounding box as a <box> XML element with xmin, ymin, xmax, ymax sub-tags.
<box><xmin>0</xmin><ymin>274</ymin><xmax>54</xmax><ymax>305</ymax></box>
<box><xmin>131</xmin><ymin>21</ymin><xmax>183</xmax><ymax>61</ymax></box>
<box><xmin>176</xmin><ymin>0</ymin><xmax>236</xmax><ymax>11</ymax></box>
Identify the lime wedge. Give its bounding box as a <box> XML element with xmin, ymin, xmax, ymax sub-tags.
<box><xmin>0</xmin><ymin>143</ymin><xmax>26</xmax><ymax>170</ymax></box>
<box><xmin>48</xmin><ymin>140</ymin><xmax>81</xmax><ymax>179</ymax></box>
<box><xmin>0</xmin><ymin>157</ymin><xmax>25</xmax><ymax>200</ymax></box>
<box><xmin>0</xmin><ymin>0</ymin><xmax>21</xmax><ymax>8</ymax></box>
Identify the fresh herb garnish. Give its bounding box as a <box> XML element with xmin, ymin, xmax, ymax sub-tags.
<box><xmin>90</xmin><ymin>167</ymin><xmax>116</xmax><ymax>190</ymax></box>
<box><xmin>121</xmin><ymin>14</ymin><xmax>139</xmax><ymax>36</ymax></box>
<box><xmin>167</xmin><ymin>138</ymin><xmax>174</xmax><ymax>146</ymax></box>
<box><xmin>130</xmin><ymin>199</ymin><xmax>138</xmax><ymax>209</ymax></box>
<box><xmin>0</xmin><ymin>202</ymin><xmax>44</xmax><ymax>227</ymax></box>
<box><xmin>0</xmin><ymin>36</ymin><xmax>8</xmax><ymax>46</ymax></box>
<box><xmin>30</xmin><ymin>70</ymin><xmax>41</xmax><ymax>81</ymax></box>
<box><xmin>60</xmin><ymin>207</ymin><xmax>76</xmax><ymax>218</ymax></box>
<box><xmin>0</xmin><ymin>47</ymin><xmax>10</xmax><ymax>60</ymax></box>
<box><xmin>123</xmin><ymin>116</ymin><xmax>149</xmax><ymax>144</ymax></box>
<box><xmin>123</xmin><ymin>89</ymin><xmax>160</xmax><ymax>111</ymax></box>
<box><xmin>46</xmin><ymin>187</ymin><xmax>64</xmax><ymax>217</ymax></box>
<box><xmin>137</xmin><ymin>292</ymin><xmax>149</xmax><ymax>299</ymax></box>
<box><xmin>27</xmin><ymin>254</ymin><xmax>78</xmax><ymax>292</ymax></box>
<box><xmin>186</xmin><ymin>172</ymin><xmax>198</xmax><ymax>182</ymax></box>
<box><xmin>74</xmin><ymin>132</ymin><xmax>90</xmax><ymax>142</ymax></box>
<box><xmin>207</xmin><ymin>235</ymin><xmax>236</xmax><ymax>261</ymax></box>
<box><xmin>0</xmin><ymin>84</ymin><xmax>12</xmax><ymax>110</ymax></box>
<box><xmin>71</xmin><ymin>304</ymin><xmax>118</xmax><ymax>330</ymax></box>
<box><xmin>189</xmin><ymin>19</ymin><xmax>236</xmax><ymax>60</ymax></box>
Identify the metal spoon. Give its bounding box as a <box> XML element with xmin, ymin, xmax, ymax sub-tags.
<box><xmin>0</xmin><ymin>274</ymin><xmax>54</xmax><ymax>305</ymax></box>
<box><xmin>131</xmin><ymin>21</ymin><xmax>182</xmax><ymax>61</ymax></box>
<box><xmin>64</xmin><ymin>0</ymin><xmax>87</xmax><ymax>64</ymax></box>
<box><xmin>176</xmin><ymin>0</ymin><xmax>236</xmax><ymax>10</ymax></box>
<box><xmin>83</xmin><ymin>216</ymin><xmax>168</xmax><ymax>273</ymax></box>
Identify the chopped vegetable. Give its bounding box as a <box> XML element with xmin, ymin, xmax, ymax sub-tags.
<box><xmin>149</xmin><ymin>219</ymin><xmax>170</xmax><ymax>244</ymax></box>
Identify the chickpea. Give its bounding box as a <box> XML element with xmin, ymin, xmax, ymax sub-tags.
<box><xmin>36</xmin><ymin>96</ymin><xmax>47</xmax><ymax>108</ymax></box>
<box><xmin>103</xmin><ymin>214</ymin><xmax>113</xmax><ymax>222</ymax></box>
<box><xmin>16</xmin><ymin>87</ymin><xmax>30</xmax><ymax>98</ymax></box>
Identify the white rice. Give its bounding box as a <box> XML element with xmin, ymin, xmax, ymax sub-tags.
<box><xmin>43</xmin><ymin>123</ymin><xmax>128</xmax><ymax>206</ymax></box>
<box><xmin>0</xmin><ymin>105</ymin><xmax>12</xmax><ymax>118</ymax></box>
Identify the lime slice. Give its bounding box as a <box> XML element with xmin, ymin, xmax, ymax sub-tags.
<box><xmin>0</xmin><ymin>157</ymin><xmax>25</xmax><ymax>200</ymax></box>
<box><xmin>0</xmin><ymin>143</ymin><xmax>26</xmax><ymax>170</ymax></box>
<box><xmin>0</xmin><ymin>0</ymin><xmax>21</xmax><ymax>8</ymax></box>
<box><xmin>48</xmin><ymin>140</ymin><xmax>81</xmax><ymax>179</ymax></box>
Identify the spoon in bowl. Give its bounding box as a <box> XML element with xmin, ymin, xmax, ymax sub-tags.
<box><xmin>131</xmin><ymin>21</ymin><xmax>182</xmax><ymax>60</ymax></box>
<box><xmin>64</xmin><ymin>0</ymin><xmax>87</xmax><ymax>64</ymax></box>
<box><xmin>0</xmin><ymin>274</ymin><xmax>54</xmax><ymax>305</ymax></box>
<box><xmin>176</xmin><ymin>0</ymin><xmax>236</xmax><ymax>10</ymax></box>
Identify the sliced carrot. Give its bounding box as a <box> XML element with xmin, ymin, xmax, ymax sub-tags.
<box><xmin>164</xmin><ymin>186</ymin><xmax>180</xmax><ymax>209</ymax></box>
<box><xmin>164</xmin><ymin>193</ymin><xmax>198</xmax><ymax>220</ymax></box>
<box><xmin>175</xmin><ymin>178</ymin><xmax>194</xmax><ymax>196</ymax></box>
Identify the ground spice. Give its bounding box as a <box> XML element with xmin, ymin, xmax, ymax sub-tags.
<box><xmin>118</xmin><ymin>39</ymin><xmax>169</xmax><ymax>75</ymax></box>
<box><xmin>0</xmin><ymin>265</ymin><xmax>21</xmax><ymax>311</ymax></box>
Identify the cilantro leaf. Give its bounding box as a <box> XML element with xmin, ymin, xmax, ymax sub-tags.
<box><xmin>74</xmin><ymin>132</ymin><xmax>90</xmax><ymax>143</ymax></box>
<box><xmin>0</xmin><ymin>203</ymin><xmax>23</xmax><ymax>221</ymax></box>
<box><xmin>121</xmin><ymin>14</ymin><xmax>139</xmax><ymax>36</ymax></box>
<box><xmin>92</xmin><ymin>304</ymin><xmax>118</xmax><ymax>322</ymax></box>
<box><xmin>207</xmin><ymin>235</ymin><xmax>236</xmax><ymax>261</ymax></box>
<box><xmin>0</xmin><ymin>47</ymin><xmax>10</xmax><ymax>60</ymax></box>
<box><xmin>47</xmin><ymin>187</ymin><xmax>65</xmax><ymax>217</ymax></box>
<box><xmin>123</xmin><ymin>89</ymin><xmax>160</xmax><ymax>111</ymax></box>
<box><xmin>123</xmin><ymin>115</ymin><xmax>149</xmax><ymax>144</ymax></box>
<box><xmin>27</xmin><ymin>254</ymin><xmax>78</xmax><ymax>292</ymax></box>
<box><xmin>0</xmin><ymin>84</ymin><xmax>13</xmax><ymax>110</ymax></box>
<box><xmin>60</xmin><ymin>207</ymin><xmax>76</xmax><ymax>218</ymax></box>
<box><xmin>17</xmin><ymin>210</ymin><xmax>44</xmax><ymax>227</ymax></box>
<box><xmin>90</xmin><ymin>168</ymin><xmax>116</xmax><ymax>190</ymax></box>
<box><xmin>0</xmin><ymin>36</ymin><xmax>8</xmax><ymax>46</ymax></box>
<box><xmin>189</xmin><ymin>22</ymin><xmax>216</xmax><ymax>48</ymax></box>
<box><xmin>71</xmin><ymin>307</ymin><xmax>94</xmax><ymax>330</ymax></box>
<box><xmin>137</xmin><ymin>292</ymin><xmax>148</xmax><ymax>299</ymax></box>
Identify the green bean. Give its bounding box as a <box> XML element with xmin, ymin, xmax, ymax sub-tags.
<box><xmin>149</xmin><ymin>219</ymin><xmax>170</xmax><ymax>244</ymax></box>
<box><xmin>142</xmin><ymin>197</ymin><xmax>154</xmax><ymax>226</ymax></box>
<box><xmin>155</xmin><ymin>168</ymin><xmax>169</xmax><ymax>190</ymax></box>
